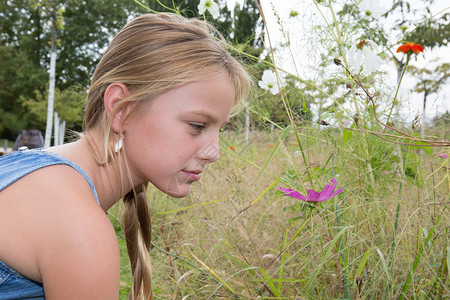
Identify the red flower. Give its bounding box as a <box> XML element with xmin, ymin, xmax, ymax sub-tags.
<box><xmin>396</xmin><ymin>42</ymin><xmax>424</xmax><ymax>54</ymax></box>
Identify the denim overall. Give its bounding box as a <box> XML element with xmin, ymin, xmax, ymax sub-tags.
<box><xmin>0</xmin><ymin>148</ymin><xmax>99</xmax><ymax>299</ymax></box>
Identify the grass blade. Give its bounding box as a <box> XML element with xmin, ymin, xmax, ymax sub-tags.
<box><xmin>256</xmin><ymin>125</ymin><xmax>291</xmax><ymax>180</ymax></box>
<box><xmin>398</xmin><ymin>205</ymin><xmax>447</xmax><ymax>300</ymax></box>
<box><xmin>155</xmin><ymin>198</ymin><xmax>226</xmax><ymax>215</ymax></box>
<box><xmin>191</xmin><ymin>252</ymin><xmax>236</xmax><ymax>295</ymax></box>
<box><xmin>375</xmin><ymin>248</ymin><xmax>391</xmax><ymax>283</ymax></box>
<box><xmin>355</xmin><ymin>248</ymin><xmax>373</xmax><ymax>278</ymax></box>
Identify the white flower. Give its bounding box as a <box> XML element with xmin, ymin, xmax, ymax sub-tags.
<box><xmin>258</xmin><ymin>70</ymin><xmax>280</xmax><ymax>95</ymax></box>
<box><xmin>198</xmin><ymin>0</ymin><xmax>220</xmax><ymax>19</ymax></box>
<box><xmin>347</xmin><ymin>40</ymin><xmax>384</xmax><ymax>74</ymax></box>
<box><xmin>359</xmin><ymin>0</ymin><xmax>386</xmax><ymax>19</ymax></box>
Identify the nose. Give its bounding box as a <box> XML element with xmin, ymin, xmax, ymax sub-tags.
<box><xmin>196</xmin><ymin>138</ymin><xmax>220</xmax><ymax>164</ymax></box>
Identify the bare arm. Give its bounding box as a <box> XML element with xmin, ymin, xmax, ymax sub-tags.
<box><xmin>39</xmin><ymin>212</ymin><xmax>120</xmax><ymax>299</ymax></box>
<box><xmin>29</xmin><ymin>166</ymin><xmax>121</xmax><ymax>299</ymax></box>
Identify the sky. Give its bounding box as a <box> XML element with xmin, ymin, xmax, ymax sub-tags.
<box><xmin>226</xmin><ymin>0</ymin><xmax>450</xmax><ymax>123</ymax></box>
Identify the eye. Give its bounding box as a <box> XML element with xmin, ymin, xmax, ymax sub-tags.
<box><xmin>189</xmin><ymin>122</ymin><xmax>205</xmax><ymax>133</ymax></box>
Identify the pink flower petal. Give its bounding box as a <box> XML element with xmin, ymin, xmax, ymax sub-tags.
<box><xmin>279</xmin><ymin>178</ymin><xmax>343</xmax><ymax>203</ymax></box>
<box><xmin>307</xmin><ymin>190</ymin><xmax>321</xmax><ymax>201</ymax></box>
<box><xmin>279</xmin><ymin>187</ymin><xmax>307</xmax><ymax>201</ymax></box>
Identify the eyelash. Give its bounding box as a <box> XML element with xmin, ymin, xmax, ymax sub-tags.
<box><xmin>189</xmin><ymin>122</ymin><xmax>205</xmax><ymax>133</ymax></box>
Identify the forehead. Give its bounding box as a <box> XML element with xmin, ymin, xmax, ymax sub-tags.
<box><xmin>148</xmin><ymin>73</ymin><xmax>235</xmax><ymax>122</ymax></box>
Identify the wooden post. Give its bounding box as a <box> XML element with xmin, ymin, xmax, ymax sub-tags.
<box><xmin>59</xmin><ymin>120</ymin><xmax>65</xmax><ymax>145</ymax></box>
<box><xmin>54</xmin><ymin>111</ymin><xmax>59</xmax><ymax>146</ymax></box>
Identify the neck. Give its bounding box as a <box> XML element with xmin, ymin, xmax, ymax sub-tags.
<box><xmin>49</xmin><ymin>130</ymin><xmax>136</xmax><ymax>212</ymax></box>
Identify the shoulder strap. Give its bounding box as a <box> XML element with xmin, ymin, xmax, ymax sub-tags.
<box><xmin>0</xmin><ymin>150</ymin><xmax>100</xmax><ymax>205</ymax></box>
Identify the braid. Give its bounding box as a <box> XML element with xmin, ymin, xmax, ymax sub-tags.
<box><xmin>123</xmin><ymin>183</ymin><xmax>153</xmax><ymax>299</ymax></box>
<box><xmin>82</xmin><ymin>12</ymin><xmax>252</xmax><ymax>299</ymax></box>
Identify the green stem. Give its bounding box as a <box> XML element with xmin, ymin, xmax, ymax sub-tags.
<box><xmin>327</xmin><ymin>0</ymin><xmax>348</xmax><ymax>67</ymax></box>
<box><xmin>155</xmin><ymin>0</ymin><xmax>177</xmax><ymax>12</ymax></box>
<box><xmin>318</xmin><ymin>207</ymin><xmax>344</xmax><ymax>289</ymax></box>
<box><xmin>384</xmin><ymin>154</ymin><xmax>406</xmax><ymax>299</ymax></box>
<box><xmin>132</xmin><ymin>0</ymin><xmax>159</xmax><ymax>13</ymax></box>
<box><xmin>293</xmin><ymin>126</ymin><xmax>313</xmax><ymax>187</ymax></box>
<box><xmin>398</xmin><ymin>204</ymin><xmax>448</xmax><ymax>299</ymax></box>
<box><xmin>151</xmin><ymin>242</ymin><xmax>204</xmax><ymax>274</ymax></box>
<box><xmin>332</xmin><ymin>154</ymin><xmax>349</xmax><ymax>298</ymax></box>
<box><xmin>385</xmin><ymin>54</ymin><xmax>411</xmax><ymax>130</ymax></box>
<box><xmin>327</xmin><ymin>0</ymin><xmax>359</xmax><ymax>115</ymax></box>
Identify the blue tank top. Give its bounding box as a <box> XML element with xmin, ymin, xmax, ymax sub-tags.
<box><xmin>0</xmin><ymin>148</ymin><xmax>100</xmax><ymax>299</ymax></box>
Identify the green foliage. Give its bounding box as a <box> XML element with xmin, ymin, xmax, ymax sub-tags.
<box><xmin>0</xmin><ymin>45</ymin><xmax>47</xmax><ymax>138</ymax></box>
<box><xmin>410</xmin><ymin>63</ymin><xmax>450</xmax><ymax>97</ymax></box>
<box><xmin>21</xmin><ymin>87</ymin><xmax>85</xmax><ymax>132</ymax></box>
<box><xmin>56</xmin><ymin>0</ymin><xmax>137</xmax><ymax>89</ymax></box>
<box><xmin>432</xmin><ymin>111</ymin><xmax>450</xmax><ymax>129</ymax></box>
<box><xmin>0</xmin><ymin>0</ymin><xmax>137</xmax><ymax>139</ymax></box>
<box><xmin>0</xmin><ymin>0</ymin><xmax>269</xmax><ymax>139</ymax></box>
<box><xmin>233</xmin><ymin>0</ymin><xmax>264</xmax><ymax>47</ymax></box>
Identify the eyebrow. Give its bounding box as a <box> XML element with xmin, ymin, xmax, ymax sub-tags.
<box><xmin>187</xmin><ymin>110</ymin><xmax>221</xmax><ymax>124</ymax></box>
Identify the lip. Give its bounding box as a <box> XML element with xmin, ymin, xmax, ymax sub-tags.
<box><xmin>183</xmin><ymin>170</ymin><xmax>202</xmax><ymax>181</ymax></box>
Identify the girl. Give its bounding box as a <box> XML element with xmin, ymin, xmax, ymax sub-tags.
<box><xmin>0</xmin><ymin>13</ymin><xmax>251</xmax><ymax>299</ymax></box>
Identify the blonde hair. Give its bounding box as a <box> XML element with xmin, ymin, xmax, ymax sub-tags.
<box><xmin>83</xmin><ymin>13</ymin><xmax>251</xmax><ymax>300</ymax></box>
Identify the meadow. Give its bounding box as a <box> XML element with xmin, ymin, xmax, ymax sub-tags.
<box><xmin>1</xmin><ymin>0</ymin><xmax>448</xmax><ymax>298</ymax></box>
<box><xmin>110</xmin><ymin>122</ymin><xmax>449</xmax><ymax>299</ymax></box>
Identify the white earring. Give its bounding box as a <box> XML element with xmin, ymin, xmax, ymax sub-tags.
<box><xmin>114</xmin><ymin>135</ymin><xmax>124</xmax><ymax>153</ymax></box>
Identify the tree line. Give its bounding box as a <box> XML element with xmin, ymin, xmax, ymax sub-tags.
<box><xmin>1</xmin><ymin>0</ymin><xmax>270</xmax><ymax>141</ymax></box>
<box><xmin>1</xmin><ymin>0</ymin><xmax>448</xmax><ymax>141</ymax></box>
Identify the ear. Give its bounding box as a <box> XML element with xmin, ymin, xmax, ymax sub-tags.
<box><xmin>103</xmin><ymin>82</ymin><xmax>130</xmax><ymax>134</ymax></box>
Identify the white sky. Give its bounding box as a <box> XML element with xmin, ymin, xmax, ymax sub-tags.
<box><xmin>226</xmin><ymin>0</ymin><xmax>450</xmax><ymax>123</ymax></box>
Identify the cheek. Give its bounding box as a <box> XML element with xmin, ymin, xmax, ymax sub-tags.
<box><xmin>149</xmin><ymin>138</ymin><xmax>190</xmax><ymax>167</ymax></box>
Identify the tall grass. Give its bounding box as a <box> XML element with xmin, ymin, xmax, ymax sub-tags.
<box><xmin>110</xmin><ymin>123</ymin><xmax>449</xmax><ymax>299</ymax></box>
<box><xmin>109</xmin><ymin>1</ymin><xmax>450</xmax><ymax>298</ymax></box>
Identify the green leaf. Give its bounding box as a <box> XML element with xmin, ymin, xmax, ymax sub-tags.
<box><xmin>375</xmin><ymin>248</ymin><xmax>390</xmax><ymax>282</ymax></box>
<box><xmin>342</xmin><ymin>129</ymin><xmax>352</xmax><ymax>145</ymax></box>
<box><xmin>355</xmin><ymin>248</ymin><xmax>372</xmax><ymax>278</ymax></box>
<box><xmin>409</xmin><ymin>140</ymin><xmax>433</xmax><ymax>155</ymax></box>
<box><xmin>260</xmin><ymin>268</ymin><xmax>281</xmax><ymax>297</ymax></box>
<box><xmin>446</xmin><ymin>246</ymin><xmax>450</xmax><ymax>279</ymax></box>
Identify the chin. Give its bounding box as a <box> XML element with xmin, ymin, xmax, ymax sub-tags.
<box><xmin>153</xmin><ymin>178</ymin><xmax>192</xmax><ymax>198</ymax></box>
<box><xmin>167</xmin><ymin>190</ymin><xmax>190</xmax><ymax>198</ymax></box>
<box><xmin>163</xmin><ymin>185</ymin><xmax>191</xmax><ymax>198</ymax></box>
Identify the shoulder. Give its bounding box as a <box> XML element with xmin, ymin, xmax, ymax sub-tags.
<box><xmin>17</xmin><ymin>165</ymin><xmax>120</xmax><ymax>298</ymax></box>
<box><xmin>36</xmin><ymin>186</ymin><xmax>120</xmax><ymax>299</ymax></box>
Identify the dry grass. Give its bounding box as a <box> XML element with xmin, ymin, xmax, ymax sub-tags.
<box><xmin>111</xmin><ymin>127</ymin><xmax>449</xmax><ymax>299</ymax></box>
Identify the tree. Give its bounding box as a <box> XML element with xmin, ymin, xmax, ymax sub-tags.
<box><xmin>410</xmin><ymin>63</ymin><xmax>450</xmax><ymax>137</ymax></box>
<box><xmin>0</xmin><ymin>0</ymin><xmax>137</xmax><ymax>140</ymax></box>
<box><xmin>0</xmin><ymin>45</ymin><xmax>47</xmax><ymax>138</ymax></box>
<box><xmin>141</xmin><ymin>0</ymin><xmax>264</xmax><ymax>47</ymax></box>
<box><xmin>56</xmin><ymin>0</ymin><xmax>138</xmax><ymax>89</ymax></box>
<box><xmin>39</xmin><ymin>1</ymin><xmax>61</xmax><ymax>147</ymax></box>
<box><xmin>0</xmin><ymin>0</ymin><xmax>267</xmax><ymax>140</ymax></box>
<box><xmin>233</xmin><ymin>0</ymin><xmax>264</xmax><ymax>47</ymax></box>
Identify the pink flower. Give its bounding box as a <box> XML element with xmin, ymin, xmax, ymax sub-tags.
<box><xmin>436</xmin><ymin>153</ymin><xmax>448</xmax><ymax>158</ymax></box>
<box><xmin>279</xmin><ymin>179</ymin><xmax>343</xmax><ymax>202</ymax></box>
